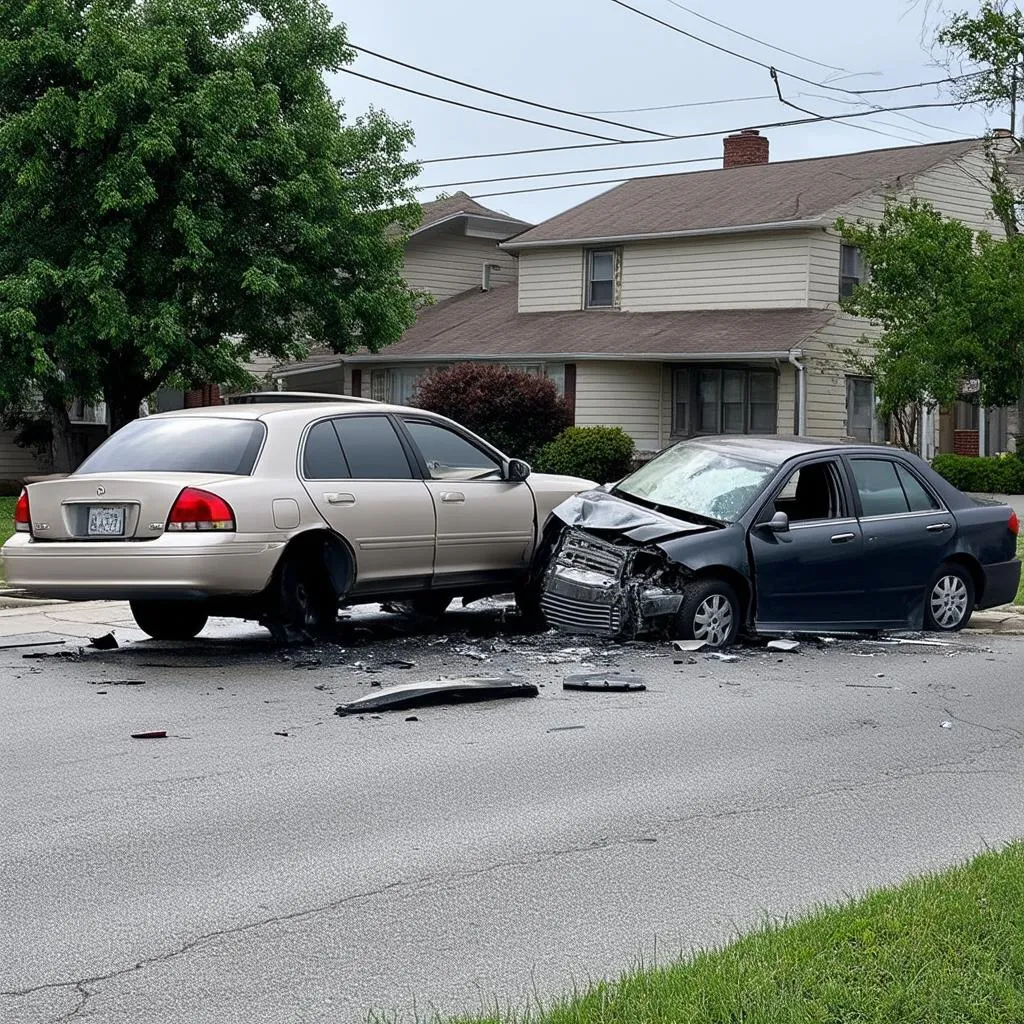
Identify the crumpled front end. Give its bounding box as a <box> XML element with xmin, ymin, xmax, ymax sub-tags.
<box><xmin>540</xmin><ymin>528</ymin><xmax>685</xmax><ymax>638</ymax></box>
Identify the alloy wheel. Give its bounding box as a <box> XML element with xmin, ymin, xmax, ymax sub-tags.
<box><xmin>930</xmin><ymin>574</ymin><xmax>969</xmax><ymax>629</ymax></box>
<box><xmin>693</xmin><ymin>594</ymin><xmax>734</xmax><ymax>647</ymax></box>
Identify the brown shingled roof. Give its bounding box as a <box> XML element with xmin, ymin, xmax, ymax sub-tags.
<box><xmin>418</xmin><ymin>191</ymin><xmax>530</xmax><ymax>232</ymax></box>
<box><xmin>356</xmin><ymin>285</ymin><xmax>833</xmax><ymax>360</ymax></box>
<box><xmin>505</xmin><ymin>138</ymin><xmax>981</xmax><ymax>246</ymax></box>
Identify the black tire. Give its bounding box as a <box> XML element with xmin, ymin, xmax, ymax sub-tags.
<box><xmin>130</xmin><ymin>600</ymin><xmax>208</xmax><ymax>641</ymax></box>
<box><xmin>924</xmin><ymin>563</ymin><xmax>975</xmax><ymax>632</ymax></box>
<box><xmin>672</xmin><ymin>579</ymin><xmax>741</xmax><ymax>649</ymax></box>
<box><xmin>514</xmin><ymin>584</ymin><xmax>546</xmax><ymax>630</ymax></box>
<box><xmin>276</xmin><ymin>555</ymin><xmax>338</xmax><ymax>634</ymax></box>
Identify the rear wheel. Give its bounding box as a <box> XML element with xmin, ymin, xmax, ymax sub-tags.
<box><xmin>673</xmin><ymin>579</ymin><xmax>740</xmax><ymax>649</ymax></box>
<box><xmin>924</xmin><ymin>564</ymin><xmax>975</xmax><ymax>632</ymax></box>
<box><xmin>130</xmin><ymin>600</ymin><xmax>208</xmax><ymax>641</ymax></box>
<box><xmin>276</xmin><ymin>555</ymin><xmax>338</xmax><ymax>634</ymax></box>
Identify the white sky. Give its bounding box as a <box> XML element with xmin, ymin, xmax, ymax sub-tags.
<box><xmin>325</xmin><ymin>0</ymin><xmax>999</xmax><ymax>224</ymax></box>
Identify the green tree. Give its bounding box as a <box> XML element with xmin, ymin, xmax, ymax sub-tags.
<box><xmin>0</xmin><ymin>0</ymin><xmax>422</xmax><ymax>471</ymax></box>
<box><xmin>837</xmin><ymin>200</ymin><xmax>1024</xmax><ymax>450</ymax></box>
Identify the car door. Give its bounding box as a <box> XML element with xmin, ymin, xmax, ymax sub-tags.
<box><xmin>748</xmin><ymin>457</ymin><xmax>868</xmax><ymax>631</ymax></box>
<box><xmin>846</xmin><ymin>456</ymin><xmax>957</xmax><ymax>626</ymax></box>
<box><xmin>299</xmin><ymin>414</ymin><xmax>436</xmax><ymax>589</ymax></box>
<box><xmin>397</xmin><ymin>416</ymin><xmax>536</xmax><ymax>582</ymax></box>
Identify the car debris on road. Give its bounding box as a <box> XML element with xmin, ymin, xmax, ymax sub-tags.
<box><xmin>335</xmin><ymin>676</ymin><xmax>539</xmax><ymax>716</ymax></box>
<box><xmin>563</xmin><ymin>672</ymin><xmax>646</xmax><ymax>693</ymax></box>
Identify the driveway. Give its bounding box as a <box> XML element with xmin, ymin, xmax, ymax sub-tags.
<box><xmin>3</xmin><ymin>602</ymin><xmax>1024</xmax><ymax>1023</ymax></box>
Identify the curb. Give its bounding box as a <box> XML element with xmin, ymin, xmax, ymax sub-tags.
<box><xmin>0</xmin><ymin>595</ymin><xmax>67</xmax><ymax>610</ymax></box>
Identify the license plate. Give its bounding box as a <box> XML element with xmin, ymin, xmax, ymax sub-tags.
<box><xmin>88</xmin><ymin>506</ymin><xmax>125</xmax><ymax>537</ymax></box>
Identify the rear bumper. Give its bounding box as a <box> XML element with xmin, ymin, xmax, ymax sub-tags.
<box><xmin>980</xmin><ymin>558</ymin><xmax>1022</xmax><ymax>609</ymax></box>
<box><xmin>0</xmin><ymin>533</ymin><xmax>284</xmax><ymax>601</ymax></box>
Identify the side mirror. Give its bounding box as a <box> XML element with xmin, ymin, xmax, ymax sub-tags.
<box><xmin>506</xmin><ymin>458</ymin><xmax>531</xmax><ymax>482</ymax></box>
<box><xmin>764</xmin><ymin>510</ymin><xmax>790</xmax><ymax>533</ymax></box>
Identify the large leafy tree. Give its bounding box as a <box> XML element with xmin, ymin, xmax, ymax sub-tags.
<box><xmin>838</xmin><ymin>200</ymin><xmax>1024</xmax><ymax>450</ymax></box>
<box><xmin>0</xmin><ymin>0</ymin><xmax>421</xmax><ymax>470</ymax></box>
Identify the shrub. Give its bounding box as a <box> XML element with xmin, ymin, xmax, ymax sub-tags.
<box><xmin>535</xmin><ymin>426</ymin><xmax>635</xmax><ymax>483</ymax></box>
<box><xmin>931</xmin><ymin>453</ymin><xmax>1024</xmax><ymax>494</ymax></box>
<box><xmin>412</xmin><ymin>363</ymin><xmax>572</xmax><ymax>460</ymax></box>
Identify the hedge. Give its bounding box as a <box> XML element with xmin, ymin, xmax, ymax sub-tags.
<box><xmin>930</xmin><ymin>453</ymin><xmax>1024</xmax><ymax>494</ymax></box>
<box><xmin>534</xmin><ymin>426</ymin><xmax>635</xmax><ymax>484</ymax></box>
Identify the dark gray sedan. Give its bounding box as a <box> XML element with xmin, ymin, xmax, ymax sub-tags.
<box><xmin>538</xmin><ymin>437</ymin><xmax>1021</xmax><ymax>647</ymax></box>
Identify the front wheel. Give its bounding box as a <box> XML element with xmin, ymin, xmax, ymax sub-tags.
<box><xmin>130</xmin><ymin>600</ymin><xmax>209</xmax><ymax>641</ymax></box>
<box><xmin>924</xmin><ymin>564</ymin><xmax>975</xmax><ymax>632</ymax></box>
<box><xmin>673</xmin><ymin>579</ymin><xmax>741</xmax><ymax>649</ymax></box>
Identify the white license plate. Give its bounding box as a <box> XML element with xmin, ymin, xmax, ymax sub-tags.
<box><xmin>88</xmin><ymin>506</ymin><xmax>125</xmax><ymax>537</ymax></box>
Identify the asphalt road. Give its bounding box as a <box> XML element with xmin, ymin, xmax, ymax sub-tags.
<box><xmin>3</xmin><ymin>604</ymin><xmax>1024</xmax><ymax>1024</ymax></box>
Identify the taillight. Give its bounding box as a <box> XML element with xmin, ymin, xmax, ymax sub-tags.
<box><xmin>1010</xmin><ymin>510</ymin><xmax>1020</xmax><ymax>537</ymax></box>
<box><xmin>166</xmin><ymin>488</ymin><xmax>235</xmax><ymax>532</ymax></box>
<box><xmin>14</xmin><ymin>490</ymin><xmax>30</xmax><ymax>533</ymax></box>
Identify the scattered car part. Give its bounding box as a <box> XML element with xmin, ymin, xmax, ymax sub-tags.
<box><xmin>705</xmin><ymin>652</ymin><xmax>740</xmax><ymax>663</ymax></box>
<box><xmin>335</xmin><ymin>676</ymin><xmax>539</xmax><ymax>716</ymax></box>
<box><xmin>88</xmin><ymin>633</ymin><xmax>119</xmax><ymax>650</ymax></box>
<box><xmin>563</xmin><ymin>672</ymin><xmax>646</xmax><ymax>693</ymax></box>
<box><xmin>767</xmin><ymin>639</ymin><xmax>801</xmax><ymax>652</ymax></box>
<box><xmin>672</xmin><ymin>640</ymin><xmax>707</xmax><ymax>652</ymax></box>
<box><xmin>88</xmin><ymin>680</ymin><xmax>145</xmax><ymax>686</ymax></box>
<box><xmin>130</xmin><ymin>730</ymin><xmax>167</xmax><ymax>739</ymax></box>
<box><xmin>0</xmin><ymin>634</ymin><xmax>67</xmax><ymax>650</ymax></box>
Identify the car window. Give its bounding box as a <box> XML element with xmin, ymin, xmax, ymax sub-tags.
<box><xmin>772</xmin><ymin>460</ymin><xmax>847</xmax><ymax>522</ymax></box>
<box><xmin>334</xmin><ymin>416</ymin><xmax>413</xmax><ymax>479</ymax></box>
<box><xmin>851</xmin><ymin>459</ymin><xmax>912</xmax><ymax>516</ymax></box>
<box><xmin>403</xmin><ymin>419</ymin><xmax>501</xmax><ymax>481</ymax></box>
<box><xmin>897</xmin><ymin>465</ymin><xmax>940</xmax><ymax>512</ymax></box>
<box><xmin>77</xmin><ymin>417</ymin><xmax>265</xmax><ymax>475</ymax></box>
<box><xmin>303</xmin><ymin>420</ymin><xmax>349</xmax><ymax>479</ymax></box>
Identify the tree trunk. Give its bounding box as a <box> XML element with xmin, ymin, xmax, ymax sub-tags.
<box><xmin>105</xmin><ymin>388</ymin><xmax>143</xmax><ymax>435</ymax></box>
<box><xmin>49</xmin><ymin>402</ymin><xmax>74</xmax><ymax>475</ymax></box>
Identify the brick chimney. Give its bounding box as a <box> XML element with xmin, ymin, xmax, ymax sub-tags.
<box><xmin>723</xmin><ymin>129</ymin><xmax>770</xmax><ymax>169</ymax></box>
<box><xmin>993</xmin><ymin>127</ymin><xmax>1014</xmax><ymax>138</ymax></box>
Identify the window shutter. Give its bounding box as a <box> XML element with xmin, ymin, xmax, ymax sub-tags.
<box><xmin>351</xmin><ymin>369</ymin><xmax>363</xmax><ymax>398</ymax></box>
<box><xmin>564</xmin><ymin>364</ymin><xmax>577</xmax><ymax>421</ymax></box>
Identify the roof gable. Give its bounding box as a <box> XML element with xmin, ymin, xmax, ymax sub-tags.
<box><xmin>417</xmin><ymin>191</ymin><xmax>530</xmax><ymax>233</ymax></box>
<box><xmin>505</xmin><ymin>139</ymin><xmax>982</xmax><ymax>247</ymax></box>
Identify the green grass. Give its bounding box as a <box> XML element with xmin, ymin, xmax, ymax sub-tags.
<box><xmin>0</xmin><ymin>496</ymin><xmax>16</xmax><ymax>582</ymax></box>
<box><xmin>440</xmin><ymin>844</ymin><xmax>1024</xmax><ymax>1024</ymax></box>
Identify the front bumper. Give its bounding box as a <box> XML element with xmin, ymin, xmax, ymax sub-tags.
<box><xmin>980</xmin><ymin>558</ymin><xmax>1022</xmax><ymax>609</ymax></box>
<box><xmin>540</xmin><ymin>529</ymin><xmax>682</xmax><ymax>637</ymax></box>
<box><xmin>1</xmin><ymin>532</ymin><xmax>285</xmax><ymax>601</ymax></box>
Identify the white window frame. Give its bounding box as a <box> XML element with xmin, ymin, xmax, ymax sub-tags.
<box><xmin>583</xmin><ymin>248</ymin><xmax>619</xmax><ymax>310</ymax></box>
<box><xmin>839</xmin><ymin>244</ymin><xmax>865</xmax><ymax>300</ymax></box>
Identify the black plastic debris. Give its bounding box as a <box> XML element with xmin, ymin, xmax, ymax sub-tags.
<box><xmin>547</xmin><ymin>724</ymin><xmax>586</xmax><ymax>732</ymax></box>
<box><xmin>563</xmin><ymin>672</ymin><xmax>646</xmax><ymax>693</ymax></box>
<box><xmin>274</xmin><ymin>731</ymin><xmax>289</xmax><ymax>737</ymax></box>
<box><xmin>88</xmin><ymin>680</ymin><xmax>145</xmax><ymax>686</ymax></box>
<box><xmin>335</xmin><ymin>676</ymin><xmax>539</xmax><ymax>716</ymax></box>
<box><xmin>0</xmin><ymin>633</ymin><xmax>67</xmax><ymax>650</ymax></box>
<box><xmin>130</xmin><ymin>730</ymin><xmax>166</xmax><ymax>739</ymax></box>
<box><xmin>88</xmin><ymin>633</ymin><xmax>119</xmax><ymax>650</ymax></box>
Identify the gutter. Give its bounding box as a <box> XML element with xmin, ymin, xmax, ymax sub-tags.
<box><xmin>500</xmin><ymin>219</ymin><xmax>831</xmax><ymax>251</ymax></box>
<box><xmin>338</xmin><ymin>350</ymin><xmax>801</xmax><ymax>365</ymax></box>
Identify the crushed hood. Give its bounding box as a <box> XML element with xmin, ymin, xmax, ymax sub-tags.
<box><xmin>551</xmin><ymin>490</ymin><xmax>711</xmax><ymax>543</ymax></box>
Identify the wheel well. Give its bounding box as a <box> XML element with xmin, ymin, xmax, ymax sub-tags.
<box><xmin>944</xmin><ymin>554</ymin><xmax>984</xmax><ymax>603</ymax></box>
<box><xmin>693</xmin><ymin>566</ymin><xmax>752</xmax><ymax>623</ymax></box>
<box><xmin>273</xmin><ymin>529</ymin><xmax>354</xmax><ymax>599</ymax></box>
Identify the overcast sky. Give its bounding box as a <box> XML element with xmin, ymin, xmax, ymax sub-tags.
<box><xmin>325</xmin><ymin>0</ymin><xmax>998</xmax><ymax>224</ymax></box>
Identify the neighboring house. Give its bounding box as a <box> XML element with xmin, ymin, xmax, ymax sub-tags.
<box><xmin>281</xmin><ymin>131</ymin><xmax>1019</xmax><ymax>458</ymax></box>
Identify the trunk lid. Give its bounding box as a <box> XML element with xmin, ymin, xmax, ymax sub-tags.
<box><xmin>24</xmin><ymin>473</ymin><xmax>240</xmax><ymax>541</ymax></box>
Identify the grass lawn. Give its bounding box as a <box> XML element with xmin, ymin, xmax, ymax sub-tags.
<box><xmin>448</xmin><ymin>844</ymin><xmax>1024</xmax><ymax>1024</ymax></box>
<box><xmin>0</xmin><ymin>495</ymin><xmax>17</xmax><ymax>582</ymax></box>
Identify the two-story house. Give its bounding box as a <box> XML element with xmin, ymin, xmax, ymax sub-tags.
<box><xmin>298</xmin><ymin>131</ymin><xmax>1016</xmax><ymax>459</ymax></box>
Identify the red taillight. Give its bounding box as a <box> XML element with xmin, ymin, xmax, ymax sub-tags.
<box><xmin>14</xmin><ymin>490</ymin><xmax>30</xmax><ymax>533</ymax></box>
<box><xmin>1010</xmin><ymin>510</ymin><xmax>1020</xmax><ymax>538</ymax></box>
<box><xmin>166</xmin><ymin>488</ymin><xmax>235</xmax><ymax>532</ymax></box>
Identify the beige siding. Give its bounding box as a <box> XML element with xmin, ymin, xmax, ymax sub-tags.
<box><xmin>575</xmin><ymin>361</ymin><xmax>664</xmax><ymax>451</ymax></box>
<box><xmin>911</xmin><ymin>146</ymin><xmax>1005</xmax><ymax>236</ymax></box>
<box><xmin>0</xmin><ymin>432</ymin><xmax>51</xmax><ymax>490</ymax></box>
<box><xmin>801</xmin><ymin>314</ymin><xmax>881</xmax><ymax>439</ymax></box>
<box><xmin>517</xmin><ymin>247</ymin><xmax>584</xmax><ymax>312</ymax></box>
<box><xmin>621</xmin><ymin>232</ymin><xmax>810</xmax><ymax>311</ymax></box>
<box><xmin>403</xmin><ymin>233</ymin><xmax>517</xmax><ymax>301</ymax></box>
<box><xmin>808</xmin><ymin>230</ymin><xmax>842</xmax><ymax>309</ymax></box>
<box><xmin>776</xmin><ymin>362</ymin><xmax>797</xmax><ymax>436</ymax></box>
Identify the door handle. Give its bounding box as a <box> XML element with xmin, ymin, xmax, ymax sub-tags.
<box><xmin>926</xmin><ymin>522</ymin><xmax>952</xmax><ymax>533</ymax></box>
<box><xmin>440</xmin><ymin>491</ymin><xmax>466</xmax><ymax>504</ymax></box>
<box><xmin>324</xmin><ymin>492</ymin><xmax>356</xmax><ymax>506</ymax></box>
<box><xmin>830</xmin><ymin>532</ymin><xmax>856</xmax><ymax>544</ymax></box>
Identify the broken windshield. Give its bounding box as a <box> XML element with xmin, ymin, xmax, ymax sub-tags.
<box><xmin>613</xmin><ymin>444</ymin><xmax>775</xmax><ymax>524</ymax></box>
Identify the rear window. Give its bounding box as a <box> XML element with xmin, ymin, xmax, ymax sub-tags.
<box><xmin>76</xmin><ymin>417</ymin><xmax>266</xmax><ymax>475</ymax></box>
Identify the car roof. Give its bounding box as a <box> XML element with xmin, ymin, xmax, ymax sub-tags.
<box><xmin>147</xmin><ymin>402</ymin><xmax>422</xmax><ymax>421</ymax></box>
<box><xmin>684</xmin><ymin>435</ymin><xmax>910</xmax><ymax>466</ymax></box>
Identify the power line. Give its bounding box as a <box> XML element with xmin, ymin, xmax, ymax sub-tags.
<box><xmin>659</xmin><ymin>0</ymin><xmax>849</xmax><ymax>73</ymax></box>
<box><xmin>338</xmin><ymin>69</ymin><xmax>629</xmax><ymax>142</ymax></box>
<box><xmin>418</xmin><ymin>100</ymin><xmax>965</xmax><ymax>164</ymax></box>
<box><xmin>349</xmin><ymin>44</ymin><xmax>673</xmax><ymax>139</ymax></box>
<box><xmin>472</xmin><ymin>175</ymin><xmax>673</xmax><ymax>199</ymax></box>
<box><xmin>584</xmin><ymin>94</ymin><xmax>776</xmax><ymax>114</ymax></box>
<box><xmin>417</xmin><ymin>154</ymin><xmax>722</xmax><ymax>191</ymax></box>
<box><xmin>797</xmin><ymin>91</ymin><xmax>966</xmax><ymax>137</ymax></box>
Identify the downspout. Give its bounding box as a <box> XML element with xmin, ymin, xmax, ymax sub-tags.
<box><xmin>788</xmin><ymin>352</ymin><xmax>806</xmax><ymax>436</ymax></box>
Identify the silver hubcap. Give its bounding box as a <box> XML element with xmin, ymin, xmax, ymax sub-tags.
<box><xmin>693</xmin><ymin>594</ymin><xmax>734</xmax><ymax>647</ymax></box>
<box><xmin>930</xmin><ymin>574</ymin><xmax>968</xmax><ymax>629</ymax></box>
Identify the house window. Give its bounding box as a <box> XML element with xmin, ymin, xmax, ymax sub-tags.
<box><xmin>584</xmin><ymin>249</ymin><xmax>618</xmax><ymax>309</ymax></box>
<box><xmin>839</xmin><ymin>244</ymin><xmax>865</xmax><ymax>299</ymax></box>
<box><xmin>672</xmin><ymin>367</ymin><xmax>778</xmax><ymax>437</ymax></box>
<box><xmin>846</xmin><ymin>376</ymin><xmax>883</xmax><ymax>442</ymax></box>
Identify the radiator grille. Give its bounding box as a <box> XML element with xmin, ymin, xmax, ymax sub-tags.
<box><xmin>541</xmin><ymin>590</ymin><xmax>623</xmax><ymax>637</ymax></box>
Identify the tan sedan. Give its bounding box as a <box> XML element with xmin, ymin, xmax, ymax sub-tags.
<box><xmin>2</xmin><ymin>401</ymin><xmax>592</xmax><ymax>640</ymax></box>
